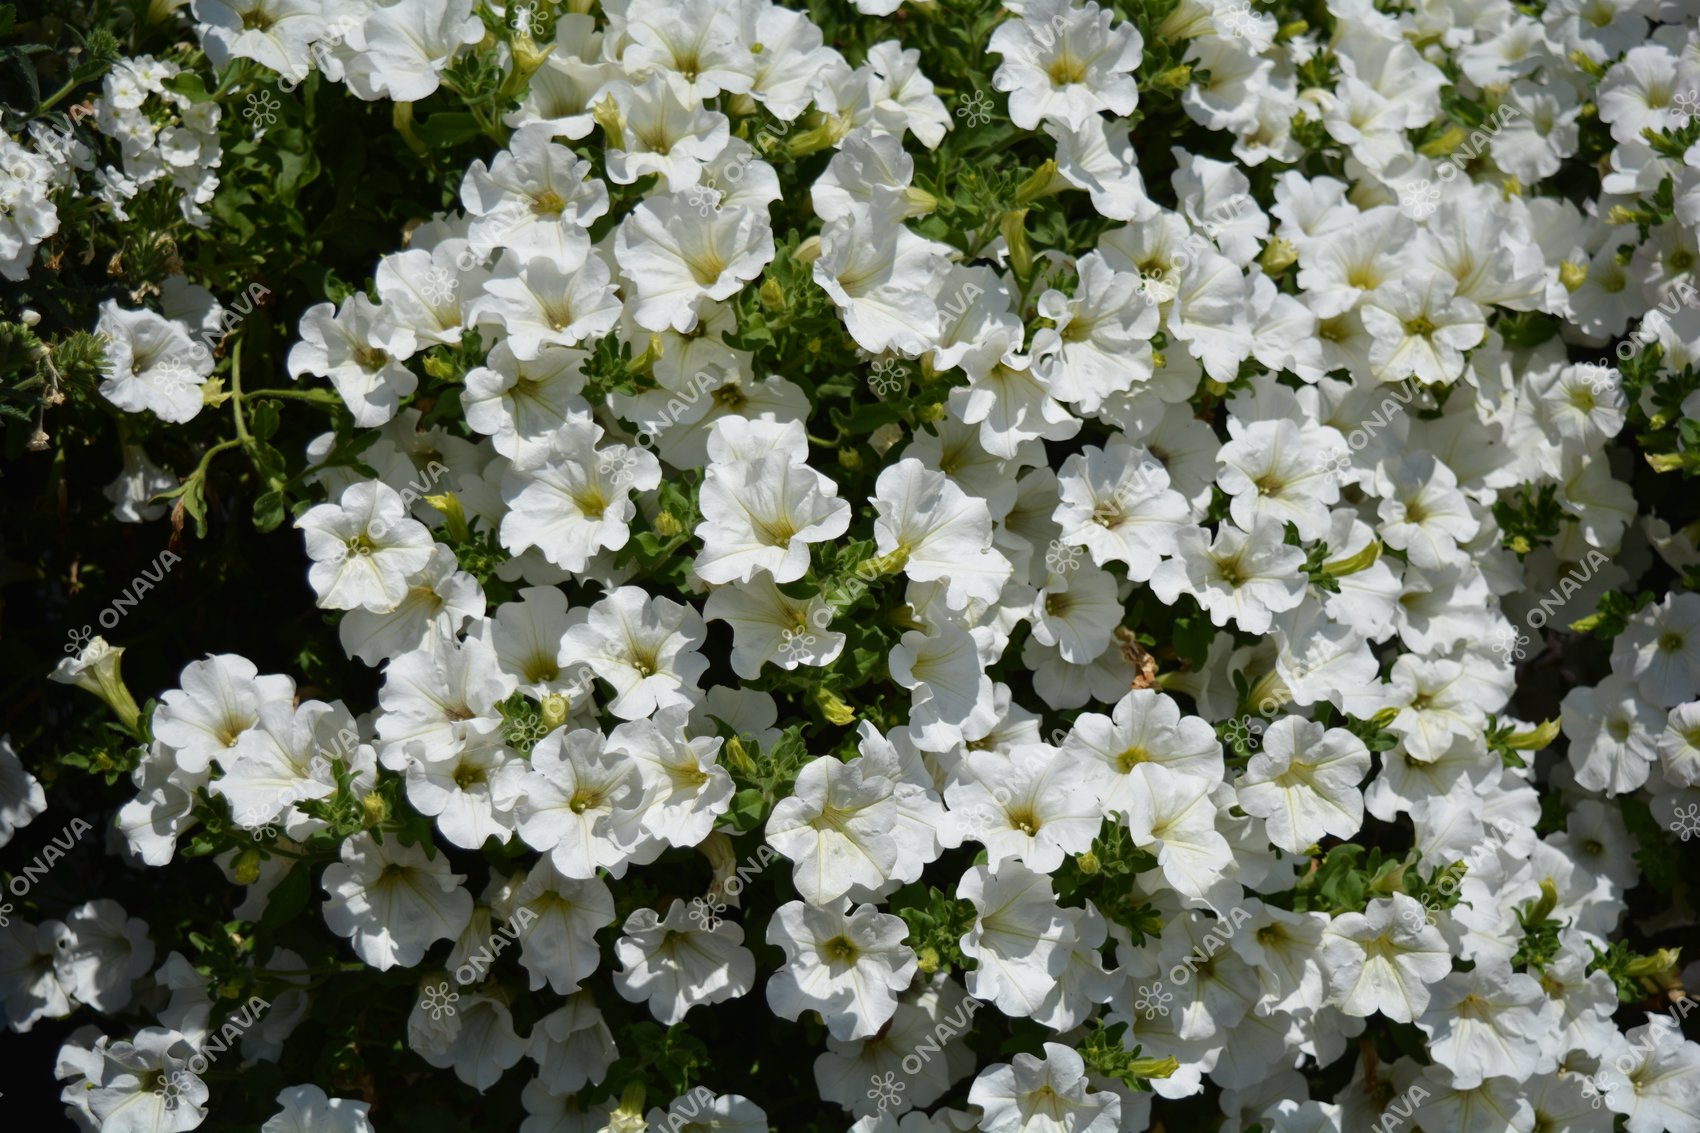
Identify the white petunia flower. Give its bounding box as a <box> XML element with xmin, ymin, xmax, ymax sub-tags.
<box><xmin>287</xmin><ymin>296</ymin><xmax>417</xmax><ymax>427</ymax></box>
<box><xmin>499</xmin><ymin>416</ymin><xmax>660</xmax><ymax>573</ymax></box>
<box><xmin>95</xmin><ymin>302</ymin><xmax>212</xmax><ymax>424</ymax></box>
<box><xmin>297</xmin><ymin>480</ymin><xmax>435</xmax><ymax>613</ymax></box>
<box><xmin>558</xmin><ymin>586</ymin><xmax>709</xmax><ymax>720</ymax></box>
<box><xmin>958</xmin><ymin>861</ymin><xmax>1076</xmax><ymax>1019</ymax></box>
<box><xmin>1148</xmin><ymin>518</ymin><xmax>1307</xmax><ymax>635</ymax></box>
<box><xmin>695</xmin><ymin>453</ymin><xmax>851</xmax><ymax>584</ymax></box>
<box><xmin>767</xmin><ymin>754</ymin><xmax>901</xmax><ymax>906</ymax></box>
<box><xmin>606</xmin><ymin>705</ymin><xmax>733</xmax><ymax>849</ymax></box>
<box><xmin>1319</xmin><ymin>894</ymin><xmax>1452</xmax><ymax>1023</ymax></box>
<box><xmin>989</xmin><ymin>0</ymin><xmax>1141</xmax><ymax>132</ymax></box>
<box><xmin>612</xmin><ymin>901</ymin><xmax>755</xmax><ymax>1025</ymax></box>
<box><xmin>321</xmin><ymin>831</ymin><xmax>474</xmax><ymax>971</ymax></box>
<box><xmin>460</xmin><ymin>125</ymin><xmax>607</xmax><ymax>263</ymax></box>
<box><xmin>344</xmin><ymin>0</ymin><xmax>483</xmax><ymax>102</ymax></box>
<box><xmin>1235</xmin><ymin>717</ymin><xmax>1371</xmax><ymax>854</ymax></box>
<box><xmin>0</xmin><ymin>733</ymin><xmax>48</xmax><ymax>848</ymax></box>
<box><xmin>615</xmin><ymin>196</ymin><xmax>774</xmax><ymax>333</ymax></box>
<box><xmin>766</xmin><ymin>900</ymin><xmax>917</xmax><ymax>1040</ymax></box>
<box><xmin>514</xmin><ymin>727</ymin><xmax>647</xmax><ymax>880</ymax></box>
<box><xmin>260</xmin><ymin>1084</ymin><xmax>374</xmax><ymax>1133</ymax></box>
<box><xmin>969</xmin><ymin>1042</ymin><xmax>1122</xmax><ymax>1133</ymax></box>
<box><xmin>872</xmin><ymin>458</ymin><xmax>1014</xmax><ymax>611</ymax></box>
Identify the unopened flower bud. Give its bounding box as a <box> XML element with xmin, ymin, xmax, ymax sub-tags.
<box><xmin>787</xmin><ymin>110</ymin><xmax>852</xmax><ymax>158</ymax></box>
<box><xmin>423</xmin><ymin>492</ymin><xmax>471</xmax><ymax>544</ymax></box>
<box><xmin>1260</xmin><ymin>236</ymin><xmax>1298</xmax><ymax>275</ymax></box>
<box><xmin>362</xmin><ymin>793</ymin><xmax>388</xmax><ymax>827</ymax></box>
<box><xmin>1418</xmin><ymin>126</ymin><xmax>1467</xmax><ymax>158</ymax></box>
<box><xmin>725</xmin><ymin>734</ymin><xmax>755</xmax><ymax>775</ymax></box>
<box><xmin>593</xmin><ymin>94</ymin><xmax>626</xmax><ymax>151</ymax></box>
<box><xmin>1151</xmin><ymin>65</ymin><xmax>1192</xmax><ymax>92</ymax></box>
<box><xmin>1503</xmin><ymin>718</ymin><xmax>1560</xmax><ymax>751</ymax></box>
<box><xmin>1013</xmin><ymin>160</ymin><xmax>1069</xmax><ymax>206</ymax></box>
<box><xmin>816</xmin><ymin>687</ymin><xmax>855</xmax><ymax>726</ymax></box>
<box><xmin>233</xmin><ymin>847</ymin><xmax>264</xmax><ymax>886</ymax></box>
<box><xmin>900</xmin><ymin>186</ymin><xmax>939</xmax><ymax>218</ymax></box>
<box><xmin>1126</xmin><ymin>1056</ymin><xmax>1180</xmax><ymax>1079</ymax></box>
<box><xmin>422</xmin><ymin>353</ymin><xmax>457</xmax><ymax>381</ymax></box>
<box><xmin>1000</xmin><ymin>209</ymin><xmax>1033</xmax><ymax>280</ymax></box>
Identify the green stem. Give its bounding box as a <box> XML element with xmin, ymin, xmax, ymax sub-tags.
<box><xmin>393</xmin><ymin>102</ymin><xmax>428</xmax><ymax>156</ymax></box>
<box><xmin>36</xmin><ymin>76</ymin><xmax>81</xmax><ymax>114</ymax></box>
<box><xmin>210</xmin><ymin>61</ymin><xmax>252</xmax><ymax>102</ymax></box>
<box><xmin>189</xmin><ymin>438</ymin><xmax>242</xmax><ymax>482</ymax></box>
<box><xmin>247</xmin><ymin>387</ymin><xmax>344</xmax><ymax>406</ymax></box>
<box><xmin>230</xmin><ymin>339</ymin><xmax>251</xmax><ymax>446</ymax></box>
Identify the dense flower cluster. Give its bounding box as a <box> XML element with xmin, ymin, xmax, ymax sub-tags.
<box><xmin>6</xmin><ymin>0</ymin><xmax>1700</xmax><ymax>1131</ymax></box>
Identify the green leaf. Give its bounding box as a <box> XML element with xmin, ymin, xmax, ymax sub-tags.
<box><xmin>412</xmin><ymin>111</ymin><xmax>485</xmax><ymax>147</ymax></box>
<box><xmin>253</xmin><ymin>490</ymin><xmax>287</xmax><ymax>533</ymax></box>
<box><xmin>250</xmin><ymin>400</ymin><xmax>281</xmax><ymax>440</ymax></box>
<box><xmin>258</xmin><ymin>862</ymin><xmax>311</xmax><ymax>936</ymax></box>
